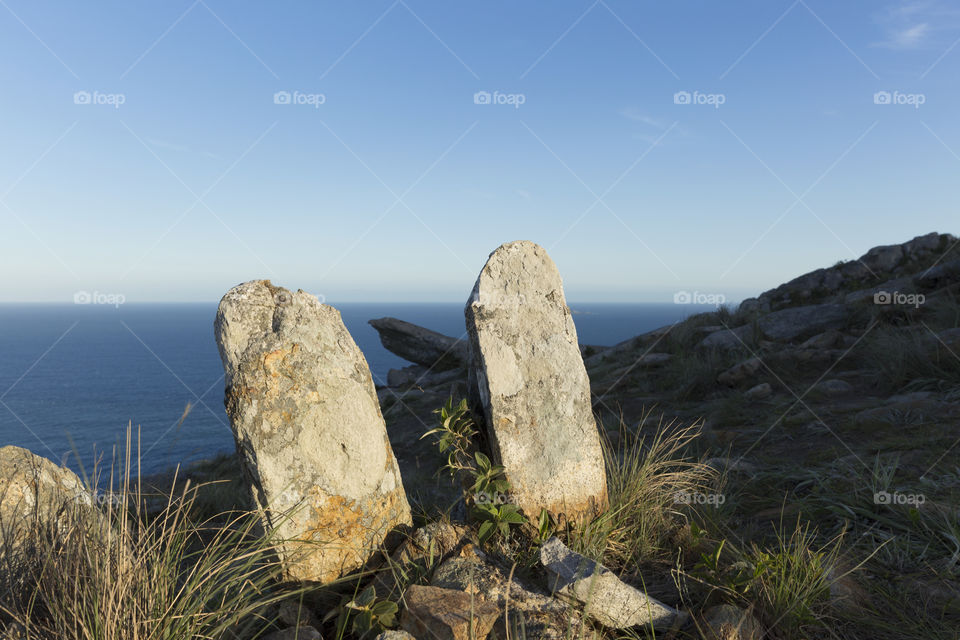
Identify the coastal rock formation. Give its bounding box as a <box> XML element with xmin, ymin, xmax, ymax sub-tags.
<box><xmin>465</xmin><ymin>241</ymin><xmax>607</xmax><ymax>521</ymax></box>
<box><xmin>215</xmin><ymin>280</ymin><xmax>411</xmax><ymax>583</ymax></box>
<box><xmin>368</xmin><ymin>317</ymin><xmax>469</xmax><ymax>370</ymax></box>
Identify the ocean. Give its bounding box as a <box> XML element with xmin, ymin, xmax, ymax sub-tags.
<box><xmin>0</xmin><ymin>302</ymin><xmax>715</xmax><ymax>476</ymax></box>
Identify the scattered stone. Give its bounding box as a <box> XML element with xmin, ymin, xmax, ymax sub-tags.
<box><xmin>743</xmin><ymin>383</ymin><xmax>772</xmax><ymax>401</ymax></box>
<box><xmin>465</xmin><ymin>241</ymin><xmax>607</xmax><ymax>521</ymax></box>
<box><xmin>636</xmin><ymin>353</ymin><xmax>673</xmax><ymax>367</ymax></box>
<box><xmin>717</xmin><ymin>357</ymin><xmax>763</xmax><ymax>386</ymax></box>
<box><xmin>815</xmin><ymin>379</ymin><xmax>853</xmax><ymax>396</ymax></box>
<box><xmin>798</xmin><ymin>330</ymin><xmax>846</xmax><ymax>350</ymax></box>
<box><xmin>430</xmin><ymin>553</ymin><xmax>579</xmax><ymax>640</ymax></box>
<box><xmin>700</xmin><ymin>604</ymin><xmax>763</xmax><ymax>640</ymax></box>
<box><xmin>215</xmin><ymin>280</ymin><xmax>411</xmax><ymax>583</ymax></box>
<box><xmin>697</xmin><ymin>326</ymin><xmax>751</xmax><ymax>351</ymax></box>
<box><xmin>374</xmin><ymin>631</ymin><xmax>416</xmax><ymax>640</ymax></box>
<box><xmin>401</xmin><ymin>585</ymin><xmax>499</xmax><ymax>640</ymax></box>
<box><xmin>262</xmin><ymin>627</ymin><xmax>322</xmax><ymax>640</ymax></box>
<box><xmin>278</xmin><ymin>600</ymin><xmax>323</xmax><ymax>630</ymax></box>
<box><xmin>757</xmin><ymin>304</ymin><xmax>847</xmax><ymax>342</ymax></box>
<box><xmin>539</xmin><ymin>537</ymin><xmax>685</xmax><ymax>630</ymax></box>
<box><xmin>369</xmin><ymin>317</ymin><xmax>468</xmax><ymax>370</ymax></box>
<box><xmin>371</xmin><ymin>522</ymin><xmax>474</xmax><ymax>597</ymax></box>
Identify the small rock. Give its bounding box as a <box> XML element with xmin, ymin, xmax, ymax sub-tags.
<box><xmin>374</xmin><ymin>632</ymin><xmax>417</xmax><ymax>640</ymax></box>
<box><xmin>815</xmin><ymin>379</ymin><xmax>853</xmax><ymax>396</ymax></box>
<box><xmin>371</xmin><ymin>522</ymin><xmax>473</xmax><ymax>597</ymax></box>
<box><xmin>401</xmin><ymin>585</ymin><xmax>499</xmax><ymax>640</ymax></box>
<box><xmin>262</xmin><ymin>626</ymin><xmax>322</xmax><ymax>640</ymax></box>
<box><xmin>716</xmin><ymin>357</ymin><xmax>763</xmax><ymax>386</ymax></box>
<box><xmin>387</xmin><ymin>365</ymin><xmax>430</xmax><ymax>388</ymax></box>
<box><xmin>697</xmin><ymin>326</ymin><xmax>751</xmax><ymax>351</ymax></box>
<box><xmin>798</xmin><ymin>330</ymin><xmax>845</xmax><ymax>350</ymax></box>
<box><xmin>539</xmin><ymin>537</ymin><xmax>685</xmax><ymax>630</ymax></box>
<box><xmin>278</xmin><ymin>600</ymin><xmax>322</xmax><ymax>629</ymax></box>
<box><xmin>743</xmin><ymin>383</ymin><xmax>772</xmax><ymax>401</ymax></box>
<box><xmin>637</xmin><ymin>352</ymin><xmax>673</xmax><ymax>367</ymax></box>
<box><xmin>757</xmin><ymin>304</ymin><xmax>847</xmax><ymax>342</ymax></box>
<box><xmin>700</xmin><ymin>605</ymin><xmax>763</xmax><ymax>640</ymax></box>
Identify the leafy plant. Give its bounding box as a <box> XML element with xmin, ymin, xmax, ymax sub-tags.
<box><xmin>325</xmin><ymin>585</ymin><xmax>399</xmax><ymax>639</ymax></box>
<box><xmin>422</xmin><ymin>397</ymin><xmax>478</xmax><ymax>478</ymax></box>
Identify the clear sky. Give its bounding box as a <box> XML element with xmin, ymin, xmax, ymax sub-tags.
<box><xmin>1</xmin><ymin>1</ymin><xmax>958</xmax><ymax>303</ymax></box>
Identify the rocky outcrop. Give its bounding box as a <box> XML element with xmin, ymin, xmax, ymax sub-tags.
<box><xmin>215</xmin><ymin>280</ymin><xmax>411</xmax><ymax>584</ymax></box>
<box><xmin>0</xmin><ymin>446</ymin><xmax>92</xmax><ymax>555</ymax></box>
<box><xmin>739</xmin><ymin>232</ymin><xmax>957</xmax><ymax>314</ymax></box>
<box><xmin>465</xmin><ymin>241</ymin><xmax>608</xmax><ymax>521</ymax></box>
<box><xmin>369</xmin><ymin>317</ymin><xmax>468</xmax><ymax>370</ymax></box>
<box><xmin>539</xmin><ymin>537</ymin><xmax>685</xmax><ymax>630</ymax></box>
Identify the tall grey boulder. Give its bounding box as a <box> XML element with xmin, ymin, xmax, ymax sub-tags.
<box><xmin>465</xmin><ymin>241</ymin><xmax>608</xmax><ymax>521</ymax></box>
<box><xmin>215</xmin><ymin>280</ymin><xmax>411</xmax><ymax>583</ymax></box>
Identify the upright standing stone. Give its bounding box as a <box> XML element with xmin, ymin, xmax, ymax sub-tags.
<box><xmin>215</xmin><ymin>280</ymin><xmax>411</xmax><ymax>583</ymax></box>
<box><xmin>465</xmin><ymin>241</ymin><xmax>607</xmax><ymax>521</ymax></box>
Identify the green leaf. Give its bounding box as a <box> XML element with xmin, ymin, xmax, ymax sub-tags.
<box><xmin>475</xmin><ymin>451</ymin><xmax>491</xmax><ymax>471</ymax></box>
<box><xmin>356</xmin><ymin>585</ymin><xmax>376</xmax><ymax>607</ymax></box>
<box><xmin>371</xmin><ymin>600</ymin><xmax>398</xmax><ymax>616</ymax></box>
<box><xmin>478</xmin><ymin>520</ymin><xmax>495</xmax><ymax>544</ymax></box>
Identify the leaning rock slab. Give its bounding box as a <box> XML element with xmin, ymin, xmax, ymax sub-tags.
<box><xmin>369</xmin><ymin>317</ymin><xmax>468</xmax><ymax>370</ymax></box>
<box><xmin>215</xmin><ymin>280</ymin><xmax>411</xmax><ymax>583</ymax></box>
<box><xmin>465</xmin><ymin>241</ymin><xmax>607</xmax><ymax>521</ymax></box>
<box><xmin>539</xmin><ymin>537</ymin><xmax>685</xmax><ymax>630</ymax></box>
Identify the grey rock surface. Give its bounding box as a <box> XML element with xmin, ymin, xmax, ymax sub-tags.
<box><xmin>757</xmin><ymin>304</ymin><xmax>847</xmax><ymax>342</ymax></box>
<box><xmin>215</xmin><ymin>280</ymin><xmax>411</xmax><ymax>583</ymax></box>
<box><xmin>465</xmin><ymin>241</ymin><xmax>607</xmax><ymax>521</ymax></box>
<box><xmin>369</xmin><ymin>317</ymin><xmax>468</xmax><ymax>370</ymax></box>
<box><xmin>539</xmin><ymin>537</ymin><xmax>685</xmax><ymax>630</ymax></box>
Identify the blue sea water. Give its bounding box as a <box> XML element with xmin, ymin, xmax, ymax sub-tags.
<box><xmin>0</xmin><ymin>302</ymin><xmax>715</xmax><ymax>476</ymax></box>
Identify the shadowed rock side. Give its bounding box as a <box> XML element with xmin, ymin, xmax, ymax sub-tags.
<box><xmin>215</xmin><ymin>280</ymin><xmax>411</xmax><ymax>583</ymax></box>
<box><xmin>465</xmin><ymin>241</ymin><xmax>608</xmax><ymax>522</ymax></box>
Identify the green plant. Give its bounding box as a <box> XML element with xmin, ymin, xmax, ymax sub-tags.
<box><xmin>325</xmin><ymin>585</ymin><xmax>398</xmax><ymax>639</ymax></box>
<box><xmin>422</xmin><ymin>397</ymin><xmax>478</xmax><ymax>479</ymax></box>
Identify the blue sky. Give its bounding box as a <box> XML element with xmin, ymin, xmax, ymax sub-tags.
<box><xmin>1</xmin><ymin>0</ymin><xmax>958</xmax><ymax>303</ymax></box>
